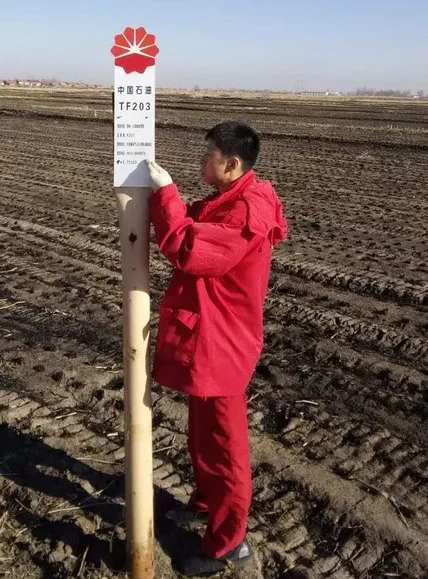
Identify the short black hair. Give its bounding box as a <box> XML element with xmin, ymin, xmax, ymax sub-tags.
<box><xmin>205</xmin><ymin>121</ymin><xmax>260</xmax><ymax>170</ymax></box>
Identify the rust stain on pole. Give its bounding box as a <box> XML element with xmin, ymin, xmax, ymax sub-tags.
<box><xmin>129</xmin><ymin>547</ymin><xmax>154</xmax><ymax>578</ymax></box>
<box><xmin>128</xmin><ymin>524</ymin><xmax>154</xmax><ymax>579</ymax></box>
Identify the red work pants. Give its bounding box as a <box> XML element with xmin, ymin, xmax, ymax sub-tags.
<box><xmin>187</xmin><ymin>395</ymin><xmax>252</xmax><ymax>558</ymax></box>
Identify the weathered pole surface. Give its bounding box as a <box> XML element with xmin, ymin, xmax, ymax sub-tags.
<box><xmin>115</xmin><ymin>186</ymin><xmax>153</xmax><ymax>579</ymax></box>
<box><xmin>111</xmin><ymin>26</ymin><xmax>159</xmax><ymax>579</ymax></box>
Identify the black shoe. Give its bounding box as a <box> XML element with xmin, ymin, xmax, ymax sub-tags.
<box><xmin>177</xmin><ymin>539</ymin><xmax>253</xmax><ymax>577</ymax></box>
<box><xmin>165</xmin><ymin>506</ymin><xmax>209</xmax><ymax>528</ymax></box>
<box><xmin>286</xmin><ymin>567</ymin><xmax>313</xmax><ymax>579</ymax></box>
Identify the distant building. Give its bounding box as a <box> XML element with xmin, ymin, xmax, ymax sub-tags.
<box><xmin>14</xmin><ymin>79</ymin><xmax>42</xmax><ymax>87</ymax></box>
<box><xmin>1</xmin><ymin>78</ymin><xmax>102</xmax><ymax>89</ymax></box>
<box><xmin>296</xmin><ymin>91</ymin><xmax>331</xmax><ymax>96</ymax></box>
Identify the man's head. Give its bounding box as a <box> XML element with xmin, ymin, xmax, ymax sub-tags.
<box><xmin>201</xmin><ymin>122</ymin><xmax>260</xmax><ymax>188</ymax></box>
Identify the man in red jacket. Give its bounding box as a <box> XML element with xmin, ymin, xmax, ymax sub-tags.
<box><xmin>146</xmin><ymin>122</ymin><xmax>287</xmax><ymax>577</ymax></box>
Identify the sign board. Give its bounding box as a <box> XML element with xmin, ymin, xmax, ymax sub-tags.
<box><xmin>111</xmin><ymin>27</ymin><xmax>159</xmax><ymax>187</ymax></box>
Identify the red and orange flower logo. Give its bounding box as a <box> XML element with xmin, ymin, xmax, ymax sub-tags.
<box><xmin>111</xmin><ymin>27</ymin><xmax>159</xmax><ymax>74</ymax></box>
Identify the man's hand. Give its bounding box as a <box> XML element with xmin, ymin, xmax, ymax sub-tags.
<box><xmin>145</xmin><ymin>161</ymin><xmax>173</xmax><ymax>190</ymax></box>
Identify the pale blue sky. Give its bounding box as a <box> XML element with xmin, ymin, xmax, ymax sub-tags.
<box><xmin>1</xmin><ymin>0</ymin><xmax>427</xmax><ymax>92</ymax></box>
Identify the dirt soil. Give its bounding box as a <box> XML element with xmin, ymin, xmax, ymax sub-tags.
<box><xmin>0</xmin><ymin>89</ymin><xmax>427</xmax><ymax>578</ymax></box>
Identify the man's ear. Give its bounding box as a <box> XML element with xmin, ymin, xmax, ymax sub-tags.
<box><xmin>227</xmin><ymin>156</ymin><xmax>240</xmax><ymax>171</ymax></box>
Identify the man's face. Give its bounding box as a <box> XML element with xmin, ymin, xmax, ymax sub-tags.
<box><xmin>201</xmin><ymin>141</ymin><xmax>229</xmax><ymax>186</ymax></box>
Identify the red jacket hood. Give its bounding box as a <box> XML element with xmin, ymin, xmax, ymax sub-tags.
<box><xmin>241</xmin><ymin>176</ymin><xmax>287</xmax><ymax>246</ymax></box>
<box><xmin>187</xmin><ymin>170</ymin><xmax>287</xmax><ymax>246</ymax></box>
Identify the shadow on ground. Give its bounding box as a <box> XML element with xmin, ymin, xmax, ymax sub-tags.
<box><xmin>0</xmin><ymin>424</ymin><xmax>200</xmax><ymax>577</ymax></box>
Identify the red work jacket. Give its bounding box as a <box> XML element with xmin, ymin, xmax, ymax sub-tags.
<box><xmin>149</xmin><ymin>170</ymin><xmax>287</xmax><ymax>397</ymax></box>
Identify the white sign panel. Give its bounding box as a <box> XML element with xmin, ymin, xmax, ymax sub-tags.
<box><xmin>111</xmin><ymin>26</ymin><xmax>159</xmax><ymax>187</ymax></box>
<box><xmin>114</xmin><ymin>67</ymin><xmax>155</xmax><ymax>187</ymax></box>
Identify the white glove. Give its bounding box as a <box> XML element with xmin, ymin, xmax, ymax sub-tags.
<box><xmin>145</xmin><ymin>161</ymin><xmax>173</xmax><ymax>190</ymax></box>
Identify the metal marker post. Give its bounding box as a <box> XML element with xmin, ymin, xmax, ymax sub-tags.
<box><xmin>111</xmin><ymin>27</ymin><xmax>159</xmax><ymax>579</ymax></box>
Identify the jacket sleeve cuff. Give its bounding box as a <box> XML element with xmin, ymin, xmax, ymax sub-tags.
<box><xmin>150</xmin><ymin>182</ymin><xmax>175</xmax><ymax>194</ymax></box>
<box><xmin>149</xmin><ymin>183</ymin><xmax>187</xmax><ymax>222</ymax></box>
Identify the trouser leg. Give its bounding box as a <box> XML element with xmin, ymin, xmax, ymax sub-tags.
<box><xmin>188</xmin><ymin>395</ymin><xmax>252</xmax><ymax>558</ymax></box>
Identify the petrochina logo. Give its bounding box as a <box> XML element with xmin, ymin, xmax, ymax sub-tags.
<box><xmin>111</xmin><ymin>27</ymin><xmax>159</xmax><ymax>74</ymax></box>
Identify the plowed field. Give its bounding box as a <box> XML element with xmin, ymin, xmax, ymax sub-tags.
<box><xmin>0</xmin><ymin>88</ymin><xmax>427</xmax><ymax>579</ymax></box>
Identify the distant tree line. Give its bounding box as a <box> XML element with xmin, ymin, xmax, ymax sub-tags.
<box><xmin>354</xmin><ymin>87</ymin><xmax>425</xmax><ymax>98</ymax></box>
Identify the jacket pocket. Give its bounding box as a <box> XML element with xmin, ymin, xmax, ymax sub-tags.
<box><xmin>157</xmin><ymin>307</ymin><xmax>200</xmax><ymax>366</ymax></box>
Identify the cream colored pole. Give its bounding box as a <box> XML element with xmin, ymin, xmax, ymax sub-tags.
<box><xmin>115</xmin><ymin>186</ymin><xmax>154</xmax><ymax>579</ymax></box>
